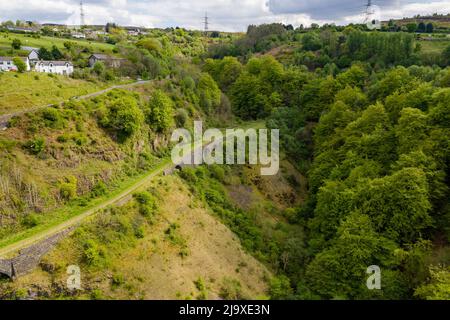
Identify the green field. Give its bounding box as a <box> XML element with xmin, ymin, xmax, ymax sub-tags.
<box><xmin>419</xmin><ymin>38</ymin><xmax>450</xmax><ymax>54</ymax></box>
<box><xmin>0</xmin><ymin>33</ymin><xmax>115</xmax><ymax>54</ymax></box>
<box><xmin>0</xmin><ymin>72</ymin><xmax>108</xmax><ymax>115</ymax></box>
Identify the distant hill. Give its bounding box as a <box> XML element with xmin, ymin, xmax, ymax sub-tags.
<box><xmin>383</xmin><ymin>14</ymin><xmax>450</xmax><ymax>30</ymax></box>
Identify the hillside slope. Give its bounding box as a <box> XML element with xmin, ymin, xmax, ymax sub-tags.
<box><xmin>0</xmin><ymin>175</ymin><xmax>270</xmax><ymax>300</ymax></box>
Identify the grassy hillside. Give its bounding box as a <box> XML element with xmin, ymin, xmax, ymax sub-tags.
<box><xmin>0</xmin><ymin>72</ymin><xmax>111</xmax><ymax>115</ymax></box>
<box><xmin>0</xmin><ymin>86</ymin><xmax>160</xmax><ymax>242</ymax></box>
<box><xmin>419</xmin><ymin>38</ymin><xmax>450</xmax><ymax>54</ymax></box>
<box><xmin>386</xmin><ymin>16</ymin><xmax>450</xmax><ymax>29</ymax></box>
<box><xmin>0</xmin><ymin>33</ymin><xmax>115</xmax><ymax>54</ymax></box>
<box><xmin>0</xmin><ymin>176</ymin><xmax>270</xmax><ymax>300</ymax></box>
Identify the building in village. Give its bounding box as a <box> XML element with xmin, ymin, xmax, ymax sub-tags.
<box><xmin>34</xmin><ymin>60</ymin><xmax>74</xmax><ymax>75</ymax></box>
<box><xmin>28</xmin><ymin>50</ymin><xmax>40</xmax><ymax>63</ymax></box>
<box><xmin>0</xmin><ymin>56</ymin><xmax>31</xmax><ymax>72</ymax></box>
<box><xmin>88</xmin><ymin>54</ymin><xmax>125</xmax><ymax>68</ymax></box>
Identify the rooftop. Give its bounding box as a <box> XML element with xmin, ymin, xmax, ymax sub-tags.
<box><xmin>37</xmin><ymin>60</ymin><xmax>73</xmax><ymax>66</ymax></box>
<box><xmin>0</xmin><ymin>56</ymin><xmax>28</xmax><ymax>62</ymax></box>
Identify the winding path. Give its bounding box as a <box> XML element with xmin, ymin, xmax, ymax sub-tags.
<box><xmin>0</xmin><ymin>160</ymin><xmax>172</xmax><ymax>259</ymax></box>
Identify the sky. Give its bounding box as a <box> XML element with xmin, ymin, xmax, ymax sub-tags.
<box><xmin>0</xmin><ymin>0</ymin><xmax>449</xmax><ymax>31</ymax></box>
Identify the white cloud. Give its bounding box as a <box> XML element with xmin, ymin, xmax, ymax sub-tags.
<box><xmin>0</xmin><ymin>0</ymin><xmax>449</xmax><ymax>31</ymax></box>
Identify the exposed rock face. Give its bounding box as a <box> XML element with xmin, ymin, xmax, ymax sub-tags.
<box><xmin>0</xmin><ymin>228</ymin><xmax>73</xmax><ymax>279</ymax></box>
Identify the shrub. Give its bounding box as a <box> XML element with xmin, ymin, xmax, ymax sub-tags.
<box><xmin>175</xmin><ymin>108</ymin><xmax>189</xmax><ymax>127</ymax></box>
<box><xmin>112</xmin><ymin>273</ymin><xmax>125</xmax><ymax>288</ymax></box>
<box><xmin>82</xmin><ymin>239</ymin><xmax>106</xmax><ymax>266</ymax></box>
<box><xmin>12</xmin><ymin>57</ymin><xmax>26</xmax><ymax>73</ymax></box>
<box><xmin>133</xmin><ymin>191</ymin><xmax>158</xmax><ymax>217</ymax></box>
<box><xmin>97</xmin><ymin>91</ymin><xmax>145</xmax><ymax>139</ymax></box>
<box><xmin>92</xmin><ymin>61</ymin><xmax>106</xmax><ymax>76</ymax></box>
<box><xmin>24</xmin><ymin>137</ymin><xmax>46</xmax><ymax>155</ymax></box>
<box><xmin>59</xmin><ymin>176</ymin><xmax>78</xmax><ymax>201</ymax></box>
<box><xmin>42</xmin><ymin>107</ymin><xmax>64</xmax><ymax>128</ymax></box>
<box><xmin>57</xmin><ymin>134</ymin><xmax>69</xmax><ymax>143</ymax></box>
<box><xmin>269</xmin><ymin>275</ymin><xmax>293</xmax><ymax>300</ymax></box>
<box><xmin>134</xmin><ymin>225</ymin><xmax>145</xmax><ymax>238</ymax></box>
<box><xmin>21</xmin><ymin>214</ymin><xmax>39</xmax><ymax>228</ymax></box>
<box><xmin>219</xmin><ymin>278</ymin><xmax>243</xmax><ymax>300</ymax></box>
<box><xmin>11</xmin><ymin>38</ymin><xmax>21</xmax><ymax>50</ymax></box>
<box><xmin>91</xmin><ymin>181</ymin><xmax>107</xmax><ymax>197</ymax></box>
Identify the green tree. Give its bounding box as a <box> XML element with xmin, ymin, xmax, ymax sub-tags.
<box><xmin>197</xmin><ymin>73</ymin><xmax>221</xmax><ymax>113</ymax></box>
<box><xmin>269</xmin><ymin>275</ymin><xmax>293</xmax><ymax>299</ymax></box>
<box><xmin>11</xmin><ymin>38</ymin><xmax>21</xmax><ymax>50</ymax></box>
<box><xmin>415</xmin><ymin>266</ymin><xmax>450</xmax><ymax>300</ymax></box>
<box><xmin>93</xmin><ymin>61</ymin><xmax>106</xmax><ymax>76</ymax></box>
<box><xmin>395</xmin><ymin>107</ymin><xmax>428</xmax><ymax>154</ymax></box>
<box><xmin>204</xmin><ymin>57</ymin><xmax>243</xmax><ymax>91</ymax></box>
<box><xmin>301</xmin><ymin>32</ymin><xmax>322</xmax><ymax>51</ymax></box>
<box><xmin>417</xmin><ymin>22</ymin><xmax>426</xmax><ymax>32</ymax></box>
<box><xmin>38</xmin><ymin>47</ymin><xmax>53</xmax><ymax>60</ymax></box>
<box><xmin>306</xmin><ymin>212</ymin><xmax>400</xmax><ymax>299</ymax></box>
<box><xmin>355</xmin><ymin>168</ymin><xmax>432</xmax><ymax>243</ymax></box>
<box><xmin>136</xmin><ymin>38</ymin><xmax>162</xmax><ymax>55</ymax></box>
<box><xmin>442</xmin><ymin>45</ymin><xmax>450</xmax><ymax>66</ymax></box>
<box><xmin>230</xmin><ymin>72</ymin><xmax>270</xmax><ymax>120</ymax></box>
<box><xmin>147</xmin><ymin>89</ymin><xmax>174</xmax><ymax>133</ymax></box>
<box><xmin>51</xmin><ymin>45</ymin><xmax>64</xmax><ymax>60</ymax></box>
<box><xmin>336</xmin><ymin>65</ymin><xmax>368</xmax><ymax>88</ymax></box>
<box><xmin>406</xmin><ymin>23</ymin><xmax>417</xmax><ymax>32</ymax></box>
<box><xmin>12</xmin><ymin>57</ymin><xmax>26</xmax><ymax>73</ymax></box>
<box><xmin>98</xmin><ymin>90</ymin><xmax>144</xmax><ymax>139</ymax></box>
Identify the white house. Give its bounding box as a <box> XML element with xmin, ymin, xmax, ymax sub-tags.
<box><xmin>0</xmin><ymin>57</ymin><xmax>31</xmax><ymax>72</ymax></box>
<box><xmin>72</xmin><ymin>33</ymin><xmax>86</xmax><ymax>39</ymax></box>
<box><xmin>35</xmin><ymin>61</ymin><xmax>74</xmax><ymax>75</ymax></box>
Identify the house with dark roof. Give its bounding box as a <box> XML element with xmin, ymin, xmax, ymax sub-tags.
<box><xmin>88</xmin><ymin>54</ymin><xmax>125</xmax><ymax>68</ymax></box>
<box><xmin>0</xmin><ymin>57</ymin><xmax>31</xmax><ymax>72</ymax></box>
<box><xmin>35</xmin><ymin>61</ymin><xmax>74</xmax><ymax>75</ymax></box>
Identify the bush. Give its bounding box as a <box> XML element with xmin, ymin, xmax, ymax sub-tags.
<box><xmin>57</xmin><ymin>134</ymin><xmax>69</xmax><ymax>143</ymax></box>
<box><xmin>42</xmin><ymin>107</ymin><xmax>64</xmax><ymax>128</ymax></box>
<box><xmin>175</xmin><ymin>108</ymin><xmax>188</xmax><ymax>127</ymax></box>
<box><xmin>133</xmin><ymin>191</ymin><xmax>158</xmax><ymax>217</ymax></box>
<box><xmin>97</xmin><ymin>90</ymin><xmax>145</xmax><ymax>139</ymax></box>
<box><xmin>82</xmin><ymin>239</ymin><xmax>106</xmax><ymax>267</ymax></box>
<box><xmin>269</xmin><ymin>275</ymin><xmax>293</xmax><ymax>299</ymax></box>
<box><xmin>21</xmin><ymin>214</ymin><xmax>39</xmax><ymax>228</ymax></box>
<box><xmin>219</xmin><ymin>278</ymin><xmax>243</xmax><ymax>300</ymax></box>
<box><xmin>91</xmin><ymin>181</ymin><xmax>107</xmax><ymax>197</ymax></box>
<box><xmin>12</xmin><ymin>38</ymin><xmax>21</xmax><ymax>50</ymax></box>
<box><xmin>133</xmin><ymin>191</ymin><xmax>154</xmax><ymax>205</ymax></box>
<box><xmin>93</xmin><ymin>61</ymin><xmax>106</xmax><ymax>76</ymax></box>
<box><xmin>59</xmin><ymin>176</ymin><xmax>78</xmax><ymax>201</ymax></box>
<box><xmin>24</xmin><ymin>137</ymin><xmax>46</xmax><ymax>155</ymax></box>
<box><xmin>112</xmin><ymin>273</ymin><xmax>125</xmax><ymax>288</ymax></box>
<box><xmin>12</xmin><ymin>57</ymin><xmax>26</xmax><ymax>73</ymax></box>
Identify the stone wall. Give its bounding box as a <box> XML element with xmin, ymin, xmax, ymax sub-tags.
<box><xmin>0</xmin><ymin>228</ymin><xmax>73</xmax><ymax>279</ymax></box>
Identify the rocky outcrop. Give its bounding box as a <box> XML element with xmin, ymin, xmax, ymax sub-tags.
<box><xmin>0</xmin><ymin>228</ymin><xmax>73</xmax><ymax>279</ymax></box>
